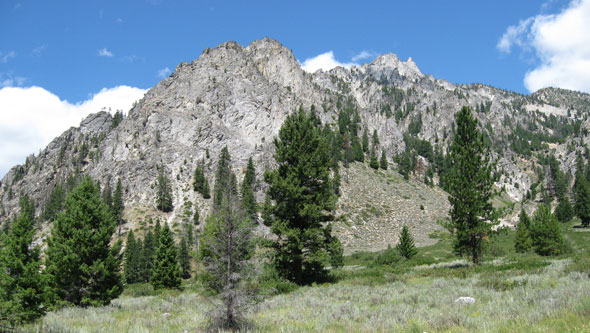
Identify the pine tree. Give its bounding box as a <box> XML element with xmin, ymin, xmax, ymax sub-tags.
<box><xmin>241</xmin><ymin>157</ymin><xmax>257</xmax><ymax>220</ymax></box>
<box><xmin>124</xmin><ymin>230</ymin><xmax>142</xmax><ymax>284</ymax></box>
<box><xmin>514</xmin><ymin>209</ymin><xmax>532</xmax><ymax>253</ymax></box>
<box><xmin>446</xmin><ymin>106</ymin><xmax>497</xmax><ymax>264</ymax></box>
<box><xmin>530</xmin><ymin>205</ymin><xmax>566</xmax><ymax>256</ymax></box>
<box><xmin>199</xmin><ymin>162</ymin><xmax>254</xmax><ymax>330</ymax></box>
<box><xmin>44</xmin><ymin>183</ymin><xmax>65</xmax><ymax>221</ymax></box>
<box><xmin>0</xmin><ymin>195</ymin><xmax>46</xmax><ymax>323</ymax></box>
<box><xmin>261</xmin><ymin>194</ymin><xmax>273</xmax><ymax>227</ymax></box>
<box><xmin>193</xmin><ymin>206</ymin><xmax>200</xmax><ymax>225</ymax></box>
<box><xmin>396</xmin><ymin>225</ymin><xmax>418</xmax><ymax>259</ymax></box>
<box><xmin>44</xmin><ymin>176</ymin><xmax>123</xmax><ymax>306</ymax></box>
<box><xmin>202</xmin><ymin>177</ymin><xmax>211</xmax><ymax>199</ymax></box>
<box><xmin>156</xmin><ymin>167</ymin><xmax>173</xmax><ymax>212</ymax></box>
<box><xmin>193</xmin><ymin>161</ymin><xmax>206</xmax><ymax>193</ymax></box>
<box><xmin>555</xmin><ymin>196</ymin><xmax>574</xmax><ymax>223</ymax></box>
<box><xmin>140</xmin><ymin>230</ymin><xmax>156</xmax><ymax>282</ymax></box>
<box><xmin>151</xmin><ymin>223</ymin><xmax>181</xmax><ymax>289</ymax></box>
<box><xmin>179</xmin><ymin>236</ymin><xmax>191</xmax><ymax>279</ymax></box>
<box><xmin>264</xmin><ymin>107</ymin><xmax>343</xmax><ymax>284</ymax></box>
<box><xmin>380</xmin><ymin>150</ymin><xmax>388</xmax><ymax>170</ymax></box>
<box><xmin>214</xmin><ymin>146</ymin><xmax>233</xmax><ymax>211</ymax></box>
<box><xmin>112</xmin><ymin>178</ymin><xmax>124</xmax><ymax>228</ymax></box>
<box><xmin>574</xmin><ymin>162</ymin><xmax>590</xmax><ymax>226</ymax></box>
<box><xmin>369</xmin><ymin>146</ymin><xmax>379</xmax><ymax>169</ymax></box>
<box><xmin>361</xmin><ymin>129</ymin><xmax>369</xmax><ymax>153</ymax></box>
<box><xmin>372</xmin><ymin>129</ymin><xmax>380</xmax><ymax>147</ymax></box>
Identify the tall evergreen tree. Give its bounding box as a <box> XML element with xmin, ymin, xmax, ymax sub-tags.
<box><xmin>514</xmin><ymin>208</ymin><xmax>532</xmax><ymax>253</ymax></box>
<box><xmin>200</xmin><ymin>161</ymin><xmax>254</xmax><ymax>330</ymax></box>
<box><xmin>369</xmin><ymin>146</ymin><xmax>379</xmax><ymax>169</ymax></box>
<box><xmin>530</xmin><ymin>205</ymin><xmax>566</xmax><ymax>256</ymax></box>
<box><xmin>241</xmin><ymin>157</ymin><xmax>257</xmax><ymax>220</ymax></box>
<box><xmin>151</xmin><ymin>223</ymin><xmax>181</xmax><ymax>289</ymax></box>
<box><xmin>380</xmin><ymin>150</ymin><xmax>388</xmax><ymax>170</ymax></box>
<box><xmin>213</xmin><ymin>146</ymin><xmax>234</xmax><ymax>211</ymax></box>
<box><xmin>193</xmin><ymin>206</ymin><xmax>200</xmax><ymax>225</ymax></box>
<box><xmin>446</xmin><ymin>106</ymin><xmax>497</xmax><ymax>264</ymax></box>
<box><xmin>372</xmin><ymin>129</ymin><xmax>380</xmax><ymax>147</ymax></box>
<box><xmin>112</xmin><ymin>178</ymin><xmax>124</xmax><ymax>228</ymax></box>
<box><xmin>124</xmin><ymin>230</ymin><xmax>142</xmax><ymax>284</ymax></box>
<box><xmin>178</xmin><ymin>236</ymin><xmax>191</xmax><ymax>279</ymax></box>
<box><xmin>0</xmin><ymin>196</ymin><xmax>46</xmax><ymax>323</ymax></box>
<box><xmin>156</xmin><ymin>167</ymin><xmax>173</xmax><ymax>212</ymax></box>
<box><xmin>361</xmin><ymin>129</ymin><xmax>369</xmax><ymax>153</ymax></box>
<box><xmin>193</xmin><ymin>160</ymin><xmax>206</xmax><ymax>194</ymax></box>
<box><xmin>44</xmin><ymin>176</ymin><xmax>123</xmax><ymax>307</ymax></box>
<box><xmin>202</xmin><ymin>177</ymin><xmax>211</xmax><ymax>199</ymax></box>
<box><xmin>555</xmin><ymin>196</ymin><xmax>574</xmax><ymax>223</ymax></box>
<box><xmin>44</xmin><ymin>183</ymin><xmax>65</xmax><ymax>222</ymax></box>
<box><xmin>396</xmin><ymin>225</ymin><xmax>418</xmax><ymax>259</ymax></box>
<box><xmin>574</xmin><ymin>159</ymin><xmax>590</xmax><ymax>227</ymax></box>
<box><xmin>264</xmin><ymin>107</ymin><xmax>343</xmax><ymax>285</ymax></box>
<box><xmin>140</xmin><ymin>230</ymin><xmax>156</xmax><ymax>282</ymax></box>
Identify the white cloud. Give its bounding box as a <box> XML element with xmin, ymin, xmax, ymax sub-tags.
<box><xmin>31</xmin><ymin>44</ymin><xmax>47</xmax><ymax>57</ymax></box>
<box><xmin>301</xmin><ymin>51</ymin><xmax>356</xmax><ymax>73</ymax></box>
<box><xmin>351</xmin><ymin>50</ymin><xmax>375</xmax><ymax>62</ymax></box>
<box><xmin>497</xmin><ymin>0</ymin><xmax>590</xmax><ymax>93</ymax></box>
<box><xmin>98</xmin><ymin>48</ymin><xmax>114</xmax><ymax>57</ymax></box>
<box><xmin>0</xmin><ymin>51</ymin><xmax>16</xmax><ymax>63</ymax></box>
<box><xmin>0</xmin><ymin>85</ymin><xmax>146</xmax><ymax>177</ymax></box>
<box><xmin>157</xmin><ymin>67</ymin><xmax>171</xmax><ymax>78</ymax></box>
<box><xmin>0</xmin><ymin>73</ymin><xmax>26</xmax><ymax>88</ymax></box>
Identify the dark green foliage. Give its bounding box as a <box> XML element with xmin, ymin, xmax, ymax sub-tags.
<box><xmin>199</xmin><ymin>151</ymin><xmax>254</xmax><ymax>330</ymax></box>
<box><xmin>213</xmin><ymin>146</ymin><xmax>234</xmax><ymax>212</ymax></box>
<box><xmin>446</xmin><ymin>107</ymin><xmax>497</xmax><ymax>264</ymax></box>
<box><xmin>78</xmin><ymin>142</ymin><xmax>89</xmax><ymax>165</ymax></box>
<box><xmin>398</xmin><ymin>150</ymin><xmax>414</xmax><ymax>180</ymax></box>
<box><xmin>396</xmin><ymin>225</ymin><xmax>418</xmax><ymax>259</ymax></box>
<box><xmin>529</xmin><ymin>205</ymin><xmax>566</xmax><ymax>256</ymax></box>
<box><xmin>264</xmin><ymin>108</ymin><xmax>343</xmax><ymax>285</ymax></box>
<box><xmin>375</xmin><ymin>245</ymin><xmax>400</xmax><ymax>266</ymax></box>
<box><xmin>112</xmin><ymin>111</ymin><xmax>123</xmax><ymax>128</ymax></box>
<box><xmin>124</xmin><ymin>230</ymin><xmax>142</xmax><ymax>284</ymax></box>
<box><xmin>380</xmin><ymin>150</ymin><xmax>388</xmax><ymax>170</ymax></box>
<box><xmin>241</xmin><ymin>157</ymin><xmax>257</xmax><ymax>220</ymax></box>
<box><xmin>112</xmin><ymin>178</ymin><xmax>124</xmax><ymax>225</ymax></box>
<box><xmin>361</xmin><ymin>130</ymin><xmax>369</xmax><ymax>153</ymax></box>
<box><xmin>202</xmin><ymin>177</ymin><xmax>211</xmax><ymax>199</ymax></box>
<box><xmin>407</xmin><ymin>113</ymin><xmax>422</xmax><ymax>135</ymax></box>
<box><xmin>45</xmin><ymin>176</ymin><xmax>123</xmax><ymax>307</ymax></box>
<box><xmin>0</xmin><ymin>195</ymin><xmax>46</xmax><ymax>323</ymax></box>
<box><xmin>193</xmin><ymin>160</ymin><xmax>206</xmax><ymax>195</ymax></box>
<box><xmin>574</xmin><ymin>157</ymin><xmax>590</xmax><ymax>226</ymax></box>
<box><xmin>372</xmin><ymin>129</ymin><xmax>380</xmax><ymax>147</ymax></box>
<box><xmin>369</xmin><ymin>147</ymin><xmax>379</xmax><ymax>169</ymax></box>
<box><xmin>261</xmin><ymin>194</ymin><xmax>273</xmax><ymax>227</ymax></box>
<box><xmin>156</xmin><ymin>167</ymin><xmax>173</xmax><ymax>212</ymax></box>
<box><xmin>151</xmin><ymin>223</ymin><xmax>181</xmax><ymax>289</ymax></box>
<box><xmin>514</xmin><ymin>209</ymin><xmax>532</xmax><ymax>253</ymax></box>
<box><xmin>555</xmin><ymin>196</ymin><xmax>574</xmax><ymax>223</ymax></box>
<box><xmin>44</xmin><ymin>183</ymin><xmax>65</xmax><ymax>221</ymax></box>
<box><xmin>140</xmin><ymin>230</ymin><xmax>156</xmax><ymax>282</ymax></box>
<box><xmin>178</xmin><ymin>236</ymin><xmax>191</xmax><ymax>279</ymax></box>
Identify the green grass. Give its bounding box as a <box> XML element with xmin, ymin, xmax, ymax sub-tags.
<box><xmin>23</xmin><ymin>224</ymin><xmax>590</xmax><ymax>332</ymax></box>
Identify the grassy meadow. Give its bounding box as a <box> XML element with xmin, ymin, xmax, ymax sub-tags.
<box><xmin>25</xmin><ymin>221</ymin><xmax>590</xmax><ymax>332</ymax></box>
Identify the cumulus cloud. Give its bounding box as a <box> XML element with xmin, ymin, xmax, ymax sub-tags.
<box><xmin>301</xmin><ymin>51</ymin><xmax>357</xmax><ymax>73</ymax></box>
<box><xmin>0</xmin><ymin>51</ymin><xmax>16</xmax><ymax>63</ymax></box>
<box><xmin>497</xmin><ymin>0</ymin><xmax>590</xmax><ymax>93</ymax></box>
<box><xmin>98</xmin><ymin>48</ymin><xmax>114</xmax><ymax>57</ymax></box>
<box><xmin>157</xmin><ymin>67</ymin><xmax>171</xmax><ymax>78</ymax></box>
<box><xmin>0</xmin><ymin>85</ymin><xmax>146</xmax><ymax>177</ymax></box>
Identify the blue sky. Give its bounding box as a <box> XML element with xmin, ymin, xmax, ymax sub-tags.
<box><xmin>1</xmin><ymin>0</ymin><xmax>589</xmax><ymax>176</ymax></box>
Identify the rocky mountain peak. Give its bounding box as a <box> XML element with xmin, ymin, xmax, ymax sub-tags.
<box><xmin>368</xmin><ymin>53</ymin><xmax>424</xmax><ymax>81</ymax></box>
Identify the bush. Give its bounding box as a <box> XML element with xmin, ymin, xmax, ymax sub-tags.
<box><xmin>530</xmin><ymin>205</ymin><xmax>567</xmax><ymax>256</ymax></box>
<box><xmin>375</xmin><ymin>245</ymin><xmax>401</xmax><ymax>265</ymax></box>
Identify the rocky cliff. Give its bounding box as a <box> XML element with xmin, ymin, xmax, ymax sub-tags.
<box><xmin>2</xmin><ymin>37</ymin><xmax>589</xmax><ymax>252</ymax></box>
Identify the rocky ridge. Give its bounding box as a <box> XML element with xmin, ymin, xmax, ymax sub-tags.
<box><xmin>2</xmin><ymin>37</ymin><xmax>590</xmax><ymax>252</ymax></box>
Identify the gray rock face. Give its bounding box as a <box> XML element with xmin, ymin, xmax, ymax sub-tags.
<box><xmin>1</xmin><ymin>38</ymin><xmax>590</xmax><ymax>250</ymax></box>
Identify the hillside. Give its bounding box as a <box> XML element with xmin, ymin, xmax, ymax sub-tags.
<box><xmin>1</xmin><ymin>38</ymin><xmax>590</xmax><ymax>252</ymax></box>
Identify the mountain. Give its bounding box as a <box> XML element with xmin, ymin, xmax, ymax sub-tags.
<box><xmin>1</xmin><ymin>37</ymin><xmax>589</xmax><ymax>252</ymax></box>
